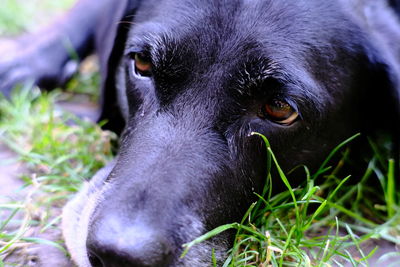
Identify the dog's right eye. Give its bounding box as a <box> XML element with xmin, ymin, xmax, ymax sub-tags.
<box><xmin>131</xmin><ymin>53</ymin><xmax>152</xmax><ymax>78</ymax></box>
<box><xmin>261</xmin><ymin>99</ymin><xmax>299</xmax><ymax>126</ymax></box>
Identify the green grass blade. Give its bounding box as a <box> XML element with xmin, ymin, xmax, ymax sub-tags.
<box><xmin>181</xmin><ymin>223</ymin><xmax>239</xmax><ymax>258</ymax></box>
<box><xmin>386</xmin><ymin>159</ymin><xmax>396</xmax><ymax>218</ymax></box>
<box><xmin>313</xmin><ymin>133</ymin><xmax>361</xmax><ymax>180</ymax></box>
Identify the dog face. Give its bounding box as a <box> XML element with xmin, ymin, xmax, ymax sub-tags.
<box><xmin>63</xmin><ymin>0</ymin><xmax>399</xmax><ymax>266</ymax></box>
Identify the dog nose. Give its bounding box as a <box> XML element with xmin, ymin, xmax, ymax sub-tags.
<box><xmin>86</xmin><ymin>219</ymin><xmax>173</xmax><ymax>267</ymax></box>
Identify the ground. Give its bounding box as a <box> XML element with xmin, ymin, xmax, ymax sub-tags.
<box><xmin>0</xmin><ymin>99</ymin><xmax>98</xmax><ymax>266</ymax></box>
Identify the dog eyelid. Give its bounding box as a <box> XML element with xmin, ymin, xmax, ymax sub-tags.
<box><xmin>276</xmin><ymin>111</ymin><xmax>299</xmax><ymax>125</ymax></box>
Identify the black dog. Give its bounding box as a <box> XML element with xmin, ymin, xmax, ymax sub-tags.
<box><xmin>1</xmin><ymin>0</ymin><xmax>399</xmax><ymax>266</ymax></box>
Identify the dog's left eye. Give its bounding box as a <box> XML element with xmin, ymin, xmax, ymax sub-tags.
<box><xmin>131</xmin><ymin>53</ymin><xmax>152</xmax><ymax>77</ymax></box>
<box><xmin>262</xmin><ymin>99</ymin><xmax>299</xmax><ymax>125</ymax></box>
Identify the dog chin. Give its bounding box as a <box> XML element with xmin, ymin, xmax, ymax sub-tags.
<box><xmin>62</xmin><ymin>162</ymin><xmax>115</xmax><ymax>267</ymax></box>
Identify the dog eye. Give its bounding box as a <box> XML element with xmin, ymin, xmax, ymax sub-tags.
<box><xmin>132</xmin><ymin>53</ymin><xmax>152</xmax><ymax>77</ymax></box>
<box><xmin>262</xmin><ymin>99</ymin><xmax>299</xmax><ymax>125</ymax></box>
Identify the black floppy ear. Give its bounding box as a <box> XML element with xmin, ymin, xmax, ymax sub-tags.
<box><xmin>95</xmin><ymin>0</ymin><xmax>144</xmax><ymax>135</ymax></box>
<box><xmin>369</xmin><ymin>58</ymin><xmax>400</xmax><ymax>134</ymax></box>
<box><xmin>363</xmin><ymin>44</ymin><xmax>400</xmax><ymax>175</ymax></box>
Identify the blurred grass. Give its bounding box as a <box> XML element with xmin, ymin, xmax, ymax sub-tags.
<box><xmin>0</xmin><ymin>85</ymin><xmax>116</xmax><ymax>264</ymax></box>
<box><xmin>0</xmin><ymin>1</ymin><xmax>109</xmax><ymax>264</ymax></box>
<box><xmin>0</xmin><ymin>0</ymin><xmax>75</xmax><ymax>36</ymax></box>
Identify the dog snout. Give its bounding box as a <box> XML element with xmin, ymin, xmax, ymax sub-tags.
<box><xmin>86</xmin><ymin>216</ymin><xmax>173</xmax><ymax>267</ymax></box>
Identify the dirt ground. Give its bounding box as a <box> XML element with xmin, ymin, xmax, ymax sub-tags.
<box><xmin>0</xmin><ymin>144</ymin><xmax>74</xmax><ymax>266</ymax></box>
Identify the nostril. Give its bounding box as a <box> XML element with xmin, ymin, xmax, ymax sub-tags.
<box><xmin>86</xmin><ymin>221</ymin><xmax>174</xmax><ymax>267</ymax></box>
<box><xmin>87</xmin><ymin>239</ymin><xmax>173</xmax><ymax>267</ymax></box>
<box><xmin>88</xmin><ymin>251</ymin><xmax>104</xmax><ymax>267</ymax></box>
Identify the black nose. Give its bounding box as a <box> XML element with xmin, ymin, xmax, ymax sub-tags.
<box><xmin>86</xmin><ymin>218</ymin><xmax>173</xmax><ymax>267</ymax></box>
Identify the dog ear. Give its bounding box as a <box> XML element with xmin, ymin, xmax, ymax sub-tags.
<box><xmin>363</xmin><ymin>43</ymin><xmax>400</xmax><ymax>174</ymax></box>
<box><xmin>96</xmin><ymin>0</ymin><xmax>144</xmax><ymax>135</ymax></box>
<box><xmin>367</xmin><ymin>53</ymin><xmax>400</xmax><ymax>133</ymax></box>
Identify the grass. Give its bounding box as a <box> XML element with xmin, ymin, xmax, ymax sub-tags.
<box><xmin>0</xmin><ymin>1</ymin><xmax>399</xmax><ymax>266</ymax></box>
<box><xmin>0</xmin><ymin>85</ymin><xmax>116</xmax><ymax>265</ymax></box>
<box><xmin>182</xmin><ymin>134</ymin><xmax>400</xmax><ymax>266</ymax></box>
<box><xmin>0</xmin><ymin>1</ymin><xmax>109</xmax><ymax>264</ymax></box>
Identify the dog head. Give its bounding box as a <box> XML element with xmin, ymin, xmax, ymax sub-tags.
<box><xmin>63</xmin><ymin>0</ymin><xmax>400</xmax><ymax>266</ymax></box>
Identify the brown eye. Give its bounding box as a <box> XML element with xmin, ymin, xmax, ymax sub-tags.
<box><xmin>263</xmin><ymin>99</ymin><xmax>299</xmax><ymax>125</ymax></box>
<box><xmin>133</xmin><ymin>53</ymin><xmax>152</xmax><ymax>77</ymax></box>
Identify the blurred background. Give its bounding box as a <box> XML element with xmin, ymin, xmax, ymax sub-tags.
<box><xmin>0</xmin><ymin>0</ymin><xmax>75</xmax><ymax>36</ymax></box>
<box><xmin>0</xmin><ymin>2</ymin><xmax>113</xmax><ymax>266</ymax></box>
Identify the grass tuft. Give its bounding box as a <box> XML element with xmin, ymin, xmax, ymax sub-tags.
<box><xmin>182</xmin><ymin>133</ymin><xmax>399</xmax><ymax>266</ymax></box>
<box><xmin>0</xmin><ymin>85</ymin><xmax>115</xmax><ymax>263</ymax></box>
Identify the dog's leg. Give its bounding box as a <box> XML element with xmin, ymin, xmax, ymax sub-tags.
<box><xmin>0</xmin><ymin>0</ymin><xmax>125</xmax><ymax>96</ymax></box>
